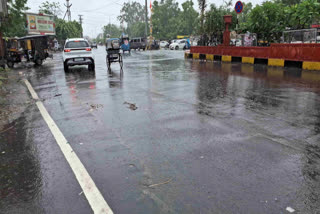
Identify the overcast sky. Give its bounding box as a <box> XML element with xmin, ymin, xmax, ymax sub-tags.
<box><xmin>26</xmin><ymin>0</ymin><xmax>265</xmax><ymax>38</ymax></box>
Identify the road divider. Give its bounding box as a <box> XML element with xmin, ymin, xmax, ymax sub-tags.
<box><xmin>185</xmin><ymin>52</ymin><xmax>320</xmax><ymax>69</ymax></box>
<box><xmin>186</xmin><ymin>44</ymin><xmax>320</xmax><ymax>71</ymax></box>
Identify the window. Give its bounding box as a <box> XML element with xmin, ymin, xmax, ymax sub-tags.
<box><xmin>65</xmin><ymin>41</ymin><xmax>89</xmax><ymax>48</ymax></box>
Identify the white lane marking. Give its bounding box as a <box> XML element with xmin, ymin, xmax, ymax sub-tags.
<box><xmin>24</xmin><ymin>79</ymin><xmax>113</xmax><ymax>214</ymax></box>
<box><xmin>24</xmin><ymin>79</ymin><xmax>39</xmax><ymax>100</ymax></box>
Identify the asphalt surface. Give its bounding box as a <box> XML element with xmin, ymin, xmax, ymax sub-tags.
<box><xmin>1</xmin><ymin>48</ymin><xmax>320</xmax><ymax>214</ymax></box>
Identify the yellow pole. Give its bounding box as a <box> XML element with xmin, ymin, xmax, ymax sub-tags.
<box><xmin>147</xmin><ymin>6</ymin><xmax>153</xmax><ymax>50</ymax></box>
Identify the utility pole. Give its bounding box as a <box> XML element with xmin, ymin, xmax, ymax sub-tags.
<box><xmin>79</xmin><ymin>15</ymin><xmax>83</xmax><ymax>37</ymax></box>
<box><xmin>63</xmin><ymin>0</ymin><xmax>72</xmax><ymax>21</ymax></box>
<box><xmin>144</xmin><ymin>0</ymin><xmax>148</xmax><ymax>38</ymax></box>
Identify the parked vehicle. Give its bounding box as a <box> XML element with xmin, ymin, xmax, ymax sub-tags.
<box><xmin>170</xmin><ymin>39</ymin><xmax>178</xmax><ymax>45</ymax></box>
<box><xmin>160</xmin><ymin>41</ymin><xmax>169</xmax><ymax>48</ymax></box>
<box><xmin>130</xmin><ymin>37</ymin><xmax>146</xmax><ymax>50</ymax></box>
<box><xmin>4</xmin><ymin>38</ymin><xmax>22</xmax><ymax>68</ymax></box>
<box><xmin>17</xmin><ymin>35</ymin><xmax>52</xmax><ymax>66</ymax></box>
<box><xmin>169</xmin><ymin>39</ymin><xmax>186</xmax><ymax>50</ymax></box>
<box><xmin>91</xmin><ymin>42</ymin><xmax>98</xmax><ymax>48</ymax></box>
<box><xmin>105</xmin><ymin>38</ymin><xmax>123</xmax><ymax>71</ymax></box>
<box><xmin>120</xmin><ymin>35</ymin><xmax>130</xmax><ymax>53</ymax></box>
<box><xmin>62</xmin><ymin>38</ymin><xmax>95</xmax><ymax>72</ymax></box>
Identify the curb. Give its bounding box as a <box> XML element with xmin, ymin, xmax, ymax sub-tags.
<box><xmin>185</xmin><ymin>53</ymin><xmax>320</xmax><ymax>71</ymax></box>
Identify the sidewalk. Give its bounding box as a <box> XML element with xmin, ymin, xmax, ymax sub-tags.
<box><xmin>0</xmin><ymin>68</ymin><xmax>31</xmax><ymax>132</ymax></box>
<box><xmin>0</xmin><ymin>67</ymin><xmax>37</xmax><ymax>213</ymax></box>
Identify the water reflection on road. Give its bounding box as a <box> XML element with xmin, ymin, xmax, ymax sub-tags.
<box><xmin>2</xmin><ymin>49</ymin><xmax>320</xmax><ymax>213</ymax></box>
<box><xmin>192</xmin><ymin>60</ymin><xmax>320</xmax><ymax>213</ymax></box>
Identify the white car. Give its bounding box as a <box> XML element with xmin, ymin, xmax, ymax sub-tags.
<box><xmin>160</xmin><ymin>41</ymin><xmax>169</xmax><ymax>48</ymax></box>
<box><xmin>63</xmin><ymin>38</ymin><xmax>95</xmax><ymax>72</ymax></box>
<box><xmin>169</xmin><ymin>40</ymin><xmax>186</xmax><ymax>50</ymax></box>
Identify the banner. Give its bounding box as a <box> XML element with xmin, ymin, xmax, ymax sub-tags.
<box><xmin>26</xmin><ymin>13</ymin><xmax>55</xmax><ymax>35</ymax></box>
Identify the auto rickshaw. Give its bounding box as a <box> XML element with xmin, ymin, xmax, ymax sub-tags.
<box><xmin>120</xmin><ymin>34</ymin><xmax>130</xmax><ymax>53</ymax></box>
<box><xmin>5</xmin><ymin>37</ymin><xmax>22</xmax><ymax>68</ymax></box>
<box><xmin>18</xmin><ymin>35</ymin><xmax>52</xmax><ymax>66</ymax></box>
<box><xmin>106</xmin><ymin>38</ymin><xmax>123</xmax><ymax>71</ymax></box>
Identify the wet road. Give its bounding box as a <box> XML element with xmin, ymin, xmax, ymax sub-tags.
<box><xmin>1</xmin><ymin>48</ymin><xmax>320</xmax><ymax>213</ymax></box>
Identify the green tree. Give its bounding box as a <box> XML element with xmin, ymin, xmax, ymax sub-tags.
<box><xmin>130</xmin><ymin>22</ymin><xmax>145</xmax><ymax>37</ymax></box>
<box><xmin>286</xmin><ymin>0</ymin><xmax>320</xmax><ymax>29</ymax></box>
<box><xmin>177</xmin><ymin>0</ymin><xmax>199</xmax><ymax>35</ymax></box>
<box><xmin>38</xmin><ymin>2</ymin><xmax>82</xmax><ymax>42</ymax></box>
<box><xmin>103</xmin><ymin>24</ymin><xmax>122</xmax><ymax>39</ymax></box>
<box><xmin>55</xmin><ymin>19</ymin><xmax>82</xmax><ymax>41</ymax></box>
<box><xmin>0</xmin><ymin>0</ymin><xmax>29</xmax><ymax>37</ymax></box>
<box><xmin>152</xmin><ymin>0</ymin><xmax>181</xmax><ymax>39</ymax></box>
<box><xmin>238</xmin><ymin>2</ymin><xmax>253</xmax><ymax>27</ymax></box>
<box><xmin>118</xmin><ymin>2</ymin><xmax>145</xmax><ymax>37</ymax></box>
<box><xmin>203</xmin><ymin>2</ymin><xmax>237</xmax><ymax>45</ymax></box>
<box><xmin>244</xmin><ymin>1</ymin><xmax>286</xmax><ymax>42</ymax></box>
<box><xmin>204</xmin><ymin>4</ymin><xmax>225</xmax><ymax>45</ymax></box>
<box><xmin>39</xmin><ymin>1</ymin><xmax>62</xmax><ymax>18</ymax></box>
<box><xmin>197</xmin><ymin>0</ymin><xmax>206</xmax><ymax>39</ymax></box>
<box><xmin>275</xmin><ymin>0</ymin><xmax>302</xmax><ymax>5</ymax></box>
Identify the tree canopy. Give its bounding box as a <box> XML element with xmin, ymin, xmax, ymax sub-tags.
<box><xmin>242</xmin><ymin>1</ymin><xmax>287</xmax><ymax>42</ymax></box>
<box><xmin>118</xmin><ymin>2</ymin><xmax>145</xmax><ymax>37</ymax></box>
<box><xmin>240</xmin><ymin>0</ymin><xmax>320</xmax><ymax>42</ymax></box>
<box><xmin>152</xmin><ymin>0</ymin><xmax>180</xmax><ymax>39</ymax></box>
<box><xmin>55</xmin><ymin>19</ymin><xmax>82</xmax><ymax>41</ymax></box>
<box><xmin>1</xmin><ymin>0</ymin><xmax>29</xmax><ymax>37</ymax></box>
<box><xmin>3</xmin><ymin>0</ymin><xmax>320</xmax><ymax>44</ymax></box>
<box><xmin>39</xmin><ymin>1</ymin><xmax>62</xmax><ymax>18</ymax></box>
<box><xmin>103</xmin><ymin>24</ymin><xmax>122</xmax><ymax>38</ymax></box>
<box><xmin>38</xmin><ymin>2</ymin><xmax>82</xmax><ymax>42</ymax></box>
<box><xmin>178</xmin><ymin>0</ymin><xmax>199</xmax><ymax>36</ymax></box>
<box><xmin>275</xmin><ymin>0</ymin><xmax>302</xmax><ymax>5</ymax></box>
<box><xmin>152</xmin><ymin>0</ymin><xmax>198</xmax><ymax>39</ymax></box>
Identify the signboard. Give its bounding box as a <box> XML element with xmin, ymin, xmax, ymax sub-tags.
<box><xmin>26</xmin><ymin>13</ymin><xmax>56</xmax><ymax>35</ymax></box>
<box><xmin>235</xmin><ymin>1</ymin><xmax>243</xmax><ymax>14</ymax></box>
